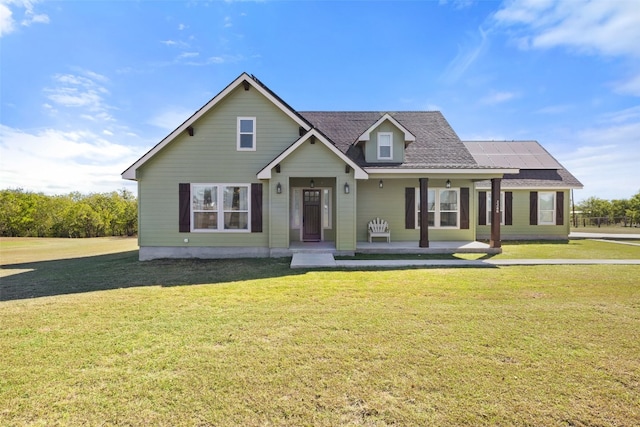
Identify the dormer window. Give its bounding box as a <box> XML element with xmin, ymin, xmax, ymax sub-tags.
<box><xmin>237</xmin><ymin>117</ymin><xmax>256</xmax><ymax>151</ymax></box>
<box><xmin>377</xmin><ymin>132</ymin><xmax>393</xmax><ymax>160</ymax></box>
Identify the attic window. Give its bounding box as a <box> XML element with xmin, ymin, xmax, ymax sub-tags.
<box><xmin>237</xmin><ymin>117</ymin><xmax>256</xmax><ymax>151</ymax></box>
<box><xmin>377</xmin><ymin>132</ymin><xmax>393</xmax><ymax>160</ymax></box>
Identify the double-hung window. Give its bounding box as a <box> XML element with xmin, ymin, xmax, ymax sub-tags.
<box><xmin>377</xmin><ymin>132</ymin><xmax>393</xmax><ymax>160</ymax></box>
<box><xmin>237</xmin><ymin>117</ymin><xmax>256</xmax><ymax>151</ymax></box>
<box><xmin>416</xmin><ymin>188</ymin><xmax>459</xmax><ymax>228</ymax></box>
<box><xmin>192</xmin><ymin>184</ymin><xmax>250</xmax><ymax>231</ymax></box>
<box><xmin>538</xmin><ymin>192</ymin><xmax>555</xmax><ymax>225</ymax></box>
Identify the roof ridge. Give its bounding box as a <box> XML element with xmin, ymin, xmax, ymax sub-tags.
<box><xmin>299</xmin><ymin>110</ymin><xmax>442</xmax><ymax>113</ymax></box>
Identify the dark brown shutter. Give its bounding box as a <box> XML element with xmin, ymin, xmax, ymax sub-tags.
<box><xmin>556</xmin><ymin>191</ymin><xmax>564</xmax><ymax>225</ymax></box>
<box><xmin>478</xmin><ymin>191</ymin><xmax>487</xmax><ymax>226</ymax></box>
<box><xmin>405</xmin><ymin>187</ymin><xmax>415</xmax><ymax>229</ymax></box>
<box><xmin>505</xmin><ymin>191</ymin><xmax>513</xmax><ymax>226</ymax></box>
<box><xmin>251</xmin><ymin>183</ymin><xmax>263</xmax><ymax>233</ymax></box>
<box><xmin>530</xmin><ymin>191</ymin><xmax>538</xmax><ymax>225</ymax></box>
<box><xmin>179</xmin><ymin>183</ymin><xmax>190</xmax><ymax>232</ymax></box>
<box><xmin>460</xmin><ymin>187</ymin><xmax>469</xmax><ymax>229</ymax></box>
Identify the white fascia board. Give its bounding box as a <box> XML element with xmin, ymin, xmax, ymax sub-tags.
<box><xmin>364</xmin><ymin>168</ymin><xmax>520</xmax><ymax>175</ymax></box>
<box><xmin>357</xmin><ymin>113</ymin><xmax>416</xmax><ymax>143</ymax></box>
<box><xmin>257</xmin><ymin>129</ymin><xmax>368</xmax><ymax>180</ymax></box>
<box><xmin>122</xmin><ymin>73</ymin><xmax>312</xmax><ymax>181</ymax></box>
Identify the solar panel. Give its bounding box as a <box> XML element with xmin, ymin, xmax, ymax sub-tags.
<box><xmin>463</xmin><ymin>141</ymin><xmax>563</xmax><ymax>169</ymax></box>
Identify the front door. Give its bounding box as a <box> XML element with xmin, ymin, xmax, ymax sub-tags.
<box><xmin>303</xmin><ymin>189</ymin><xmax>321</xmax><ymax>241</ymax></box>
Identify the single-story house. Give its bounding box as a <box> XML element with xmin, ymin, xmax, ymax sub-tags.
<box><xmin>122</xmin><ymin>73</ymin><xmax>583</xmax><ymax>260</ymax></box>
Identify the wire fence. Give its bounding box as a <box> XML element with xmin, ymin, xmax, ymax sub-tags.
<box><xmin>572</xmin><ymin>215</ymin><xmax>639</xmax><ymax>228</ymax></box>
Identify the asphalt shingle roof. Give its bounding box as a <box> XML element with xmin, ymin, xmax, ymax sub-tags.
<box><xmin>299</xmin><ymin>111</ymin><xmax>480</xmax><ymax>168</ymax></box>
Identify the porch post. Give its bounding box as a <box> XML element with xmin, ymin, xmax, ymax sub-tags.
<box><xmin>490</xmin><ymin>177</ymin><xmax>501</xmax><ymax>249</ymax></box>
<box><xmin>419</xmin><ymin>178</ymin><xmax>429</xmax><ymax>248</ymax></box>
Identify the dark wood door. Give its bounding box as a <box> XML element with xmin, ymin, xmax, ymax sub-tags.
<box><xmin>303</xmin><ymin>189</ymin><xmax>321</xmax><ymax>241</ymax></box>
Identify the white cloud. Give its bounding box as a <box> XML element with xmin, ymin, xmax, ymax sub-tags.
<box><xmin>0</xmin><ymin>125</ymin><xmax>142</xmax><ymax>194</ymax></box>
<box><xmin>147</xmin><ymin>108</ymin><xmax>194</xmax><ymax>131</ymax></box>
<box><xmin>224</xmin><ymin>16</ymin><xmax>232</xmax><ymax>28</ymax></box>
<box><xmin>480</xmin><ymin>91</ymin><xmax>518</xmax><ymax>105</ymax></box>
<box><xmin>178</xmin><ymin>51</ymin><xmax>199</xmax><ymax>59</ymax></box>
<box><xmin>494</xmin><ymin>0</ymin><xmax>640</xmax><ymax>58</ymax></box>
<box><xmin>613</xmin><ymin>74</ymin><xmax>640</xmax><ymax>97</ymax></box>
<box><xmin>439</xmin><ymin>0</ymin><xmax>475</xmax><ymax>10</ymax></box>
<box><xmin>534</xmin><ymin>104</ymin><xmax>573</xmax><ymax>114</ymax></box>
<box><xmin>44</xmin><ymin>72</ymin><xmax>114</xmax><ymax>121</ymax></box>
<box><xmin>442</xmin><ymin>26</ymin><xmax>489</xmax><ymax>83</ymax></box>
<box><xmin>0</xmin><ymin>0</ymin><xmax>49</xmax><ymax>37</ymax></box>
<box><xmin>558</xmin><ymin>110</ymin><xmax>640</xmax><ymax>200</ymax></box>
<box><xmin>0</xmin><ymin>3</ymin><xmax>14</xmax><ymax>36</ymax></box>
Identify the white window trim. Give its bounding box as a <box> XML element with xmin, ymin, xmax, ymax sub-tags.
<box><xmin>377</xmin><ymin>132</ymin><xmax>393</xmax><ymax>160</ymax></box>
<box><xmin>538</xmin><ymin>191</ymin><xmax>556</xmax><ymax>225</ymax></box>
<box><xmin>415</xmin><ymin>187</ymin><xmax>460</xmax><ymax>229</ymax></box>
<box><xmin>191</xmin><ymin>183</ymin><xmax>251</xmax><ymax>232</ymax></box>
<box><xmin>487</xmin><ymin>192</ymin><xmax>505</xmax><ymax>225</ymax></box>
<box><xmin>237</xmin><ymin>117</ymin><xmax>256</xmax><ymax>151</ymax></box>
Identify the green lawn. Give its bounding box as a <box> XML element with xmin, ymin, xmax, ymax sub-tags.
<box><xmin>1</xmin><ymin>238</ymin><xmax>639</xmax><ymax>426</ymax></box>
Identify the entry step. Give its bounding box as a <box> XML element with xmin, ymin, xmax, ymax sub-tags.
<box><xmin>290</xmin><ymin>252</ymin><xmax>336</xmax><ymax>268</ymax></box>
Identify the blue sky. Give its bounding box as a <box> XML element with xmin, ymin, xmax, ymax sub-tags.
<box><xmin>1</xmin><ymin>0</ymin><xmax>639</xmax><ymax>201</ymax></box>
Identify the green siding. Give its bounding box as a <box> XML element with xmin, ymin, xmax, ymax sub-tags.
<box><xmin>363</xmin><ymin>120</ymin><xmax>405</xmax><ymax>163</ymax></box>
<box><xmin>356</xmin><ymin>178</ymin><xmax>476</xmax><ymax>242</ymax></box>
<box><xmin>137</xmin><ymin>85</ymin><xmax>300</xmax><ymax>247</ymax></box>
<box><xmin>476</xmin><ymin>189</ymin><xmax>571</xmax><ymax>240</ymax></box>
<box><xmin>277</xmin><ymin>141</ymin><xmax>357</xmax><ymax>251</ymax></box>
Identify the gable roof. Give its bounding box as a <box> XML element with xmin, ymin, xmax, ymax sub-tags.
<box><xmin>463</xmin><ymin>141</ymin><xmax>583</xmax><ymax>189</ymax></box>
<box><xmin>257</xmin><ymin>129</ymin><xmax>368</xmax><ymax>180</ymax></box>
<box><xmin>122</xmin><ymin>72</ymin><xmax>312</xmax><ymax>180</ymax></box>
<box><xmin>356</xmin><ymin>113</ymin><xmax>416</xmax><ymax>144</ymax></box>
<box><xmin>300</xmin><ymin>111</ymin><xmax>484</xmax><ymax>169</ymax></box>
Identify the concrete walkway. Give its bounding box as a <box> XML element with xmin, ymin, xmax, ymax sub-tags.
<box><xmin>570</xmin><ymin>231</ymin><xmax>640</xmax><ymax>239</ymax></box>
<box><xmin>290</xmin><ymin>232</ymin><xmax>640</xmax><ymax>269</ymax></box>
<box><xmin>290</xmin><ymin>252</ymin><xmax>640</xmax><ymax>269</ymax></box>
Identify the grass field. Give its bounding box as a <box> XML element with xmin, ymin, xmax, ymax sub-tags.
<box><xmin>1</xmin><ymin>238</ymin><xmax>639</xmax><ymax>426</ymax></box>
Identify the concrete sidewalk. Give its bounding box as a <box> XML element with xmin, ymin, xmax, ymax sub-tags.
<box><xmin>570</xmin><ymin>231</ymin><xmax>640</xmax><ymax>239</ymax></box>
<box><xmin>290</xmin><ymin>252</ymin><xmax>640</xmax><ymax>269</ymax></box>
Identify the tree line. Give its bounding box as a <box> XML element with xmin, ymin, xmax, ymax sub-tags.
<box><xmin>0</xmin><ymin>189</ymin><xmax>137</xmax><ymax>238</ymax></box>
<box><xmin>574</xmin><ymin>190</ymin><xmax>640</xmax><ymax>227</ymax></box>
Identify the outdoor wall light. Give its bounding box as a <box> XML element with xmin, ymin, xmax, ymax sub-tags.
<box><xmin>276</xmin><ymin>182</ymin><xmax>282</xmax><ymax>194</ymax></box>
<box><xmin>310</xmin><ymin>179</ymin><xmax>315</xmax><ymax>188</ymax></box>
<box><xmin>344</xmin><ymin>182</ymin><xmax>350</xmax><ymax>194</ymax></box>
<box><xmin>446</xmin><ymin>179</ymin><xmax>451</xmax><ymax>189</ymax></box>
<box><xmin>379</xmin><ymin>179</ymin><xmax>384</xmax><ymax>188</ymax></box>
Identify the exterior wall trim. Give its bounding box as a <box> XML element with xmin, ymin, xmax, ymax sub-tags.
<box><xmin>365</xmin><ymin>168</ymin><xmax>519</xmax><ymax>174</ymax></box>
<box><xmin>357</xmin><ymin>113</ymin><xmax>416</xmax><ymax>143</ymax></box>
<box><xmin>257</xmin><ymin>129</ymin><xmax>368</xmax><ymax>180</ymax></box>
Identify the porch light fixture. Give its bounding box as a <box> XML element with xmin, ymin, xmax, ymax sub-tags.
<box><xmin>276</xmin><ymin>182</ymin><xmax>282</xmax><ymax>194</ymax></box>
<box><xmin>446</xmin><ymin>179</ymin><xmax>451</xmax><ymax>189</ymax></box>
<box><xmin>344</xmin><ymin>182</ymin><xmax>350</xmax><ymax>194</ymax></box>
<box><xmin>379</xmin><ymin>179</ymin><xmax>383</xmax><ymax>189</ymax></box>
<box><xmin>310</xmin><ymin>179</ymin><xmax>315</xmax><ymax>188</ymax></box>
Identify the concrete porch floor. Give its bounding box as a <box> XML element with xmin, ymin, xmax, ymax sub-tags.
<box><xmin>286</xmin><ymin>240</ymin><xmax>501</xmax><ymax>255</ymax></box>
<box><xmin>356</xmin><ymin>240</ymin><xmax>501</xmax><ymax>255</ymax></box>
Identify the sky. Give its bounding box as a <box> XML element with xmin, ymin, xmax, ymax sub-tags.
<box><xmin>1</xmin><ymin>0</ymin><xmax>639</xmax><ymax>202</ymax></box>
